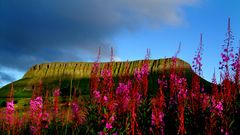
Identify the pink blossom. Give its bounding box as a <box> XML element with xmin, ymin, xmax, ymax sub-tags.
<box><xmin>210</xmin><ymin>98</ymin><xmax>223</xmax><ymax>116</ymax></box>
<box><xmin>134</xmin><ymin>63</ymin><xmax>149</xmax><ymax>81</ymax></box>
<box><xmin>30</xmin><ymin>96</ymin><xmax>43</xmax><ymax>114</ymax></box>
<box><xmin>116</xmin><ymin>83</ymin><xmax>129</xmax><ymax>94</ymax></box>
<box><xmin>30</xmin><ymin>96</ymin><xmax>44</xmax><ymax>133</ymax></box>
<box><xmin>53</xmin><ymin>89</ymin><xmax>60</xmax><ymax>116</ymax></box>
<box><xmin>93</xmin><ymin>90</ymin><xmax>100</xmax><ymax>99</ymax></box>
<box><xmin>6</xmin><ymin>100</ymin><xmax>14</xmax><ymax>126</ymax></box>
<box><xmin>39</xmin><ymin>112</ymin><xmax>50</xmax><ymax>128</ymax></box>
<box><xmin>101</xmin><ymin>119</ymin><xmax>105</xmax><ymax>123</ymax></box>
<box><xmin>151</xmin><ymin>112</ymin><xmax>156</xmax><ymax>125</ymax></box>
<box><xmin>135</xmin><ymin>92</ymin><xmax>142</xmax><ymax>103</ymax></box>
<box><xmin>99</xmin><ymin>131</ymin><xmax>108</xmax><ymax>135</ymax></box>
<box><xmin>215</xmin><ymin>101</ymin><xmax>223</xmax><ymax>112</ymax></box>
<box><xmin>201</xmin><ymin>87</ymin><xmax>204</xmax><ymax>92</ymax></box>
<box><xmin>159</xmin><ymin>112</ymin><xmax>164</xmax><ymax>122</ymax></box>
<box><xmin>115</xmin><ymin>82</ymin><xmax>131</xmax><ymax>112</ymax></box>
<box><xmin>178</xmin><ymin>79</ymin><xmax>182</xmax><ymax>84</ymax></box>
<box><xmin>72</xmin><ymin>101</ymin><xmax>79</xmax><ymax>119</ymax></box>
<box><xmin>101</xmin><ymin>69</ymin><xmax>112</xmax><ymax>77</ymax></box>
<box><xmin>109</xmin><ymin>115</ymin><xmax>115</xmax><ymax>123</ymax></box>
<box><xmin>151</xmin><ymin>112</ymin><xmax>164</xmax><ymax>126</ymax></box>
<box><xmin>178</xmin><ymin>88</ymin><xmax>187</xmax><ymax>99</ymax></box>
<box><xmin>134</xmin><ymin>69</ymin><xmax>142</xmax><ymax>81</ymax></box>
<box><xmin>53</xmin><ymin>88</ymin><xmax>60</xmax><ymax>97</ymax></box>
<box><xmin>6</xmin><ymin>101</ymin><xmax>14</xmax><ymax>112</ymax></box>
<box><xmin>30</xmin><ymin>126</ymin><xmax>37</xmax><ymax>134</ymax></box>
<box><xmin>30</xmin><ymin>97</ymin><xmax>43</xmax><ymax>112</ymax></box>
<box><xmin>192</xmin><ymin>34</ymin><xmax>204</xmax><ymax>76</ymax></box>
<box><xmin>106</xmin><ymin>122</ymin><xmax>113</xmax><ymax>129</ymax></box>
<box><xmin>99</xmin><ymin>131</ymin><xmax>103</xmax><ymax>135</ymax></box>
<box><xmin>103</xmin><ymin>96</ymin><xmax>108</xmax><ymax>102</ymax></box>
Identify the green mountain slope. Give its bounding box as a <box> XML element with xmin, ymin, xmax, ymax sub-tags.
<box><xmin>0</xmin><ymin>58</ymin><xmax>212</xmax><ymax>98</ymax></box>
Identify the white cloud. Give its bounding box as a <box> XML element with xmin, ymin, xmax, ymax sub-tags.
<box><xmin>113</xmin><ymin>56</ymin><xmax>123</xmax><ymax>62</ymax></box>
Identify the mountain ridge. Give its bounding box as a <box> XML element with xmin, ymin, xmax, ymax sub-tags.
<box><xmin>0</xmin><ymin>58</ymin><xmax>211</xmax><ymax>98</ymax></box>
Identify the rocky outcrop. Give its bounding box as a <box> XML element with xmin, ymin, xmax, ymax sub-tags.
<box><xmin>0</xmin><ymin>58</ymin><xmax>211</xmax><ymax>98</ymax></box>
<box><xmin>23</xmin><ymin>58</ymin><xmax>191</xmax><ymax>79</ymax></box>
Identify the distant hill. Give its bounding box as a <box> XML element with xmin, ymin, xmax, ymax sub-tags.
<box><xmin>0</xmin><ymin>58</ymin><xmax>212</xmax><ymax>98</ymax></box>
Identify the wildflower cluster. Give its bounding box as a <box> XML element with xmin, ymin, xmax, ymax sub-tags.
<box><xmin>6</xmin><ymin>100</ymin><xmax>14</xmax><ymax>126</ymax></box>
<box><xmin>0</xmin><ymin>18</ymin><xmax>239</xmax><ymax>135</ymax></box>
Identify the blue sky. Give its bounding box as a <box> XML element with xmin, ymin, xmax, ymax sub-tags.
<box><xmin>113</xmin><ymin>0</ymin><xmax>240</xmax><ymax>82</ymax></box>
<box><xmin>0</xmin><ymin>0</ymin><xmax>240</xmax><ymax>87</ymax></box>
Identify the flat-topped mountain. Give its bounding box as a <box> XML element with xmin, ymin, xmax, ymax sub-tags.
<box><xmin>0</xmin><ymin>58</ymin><xmax>211</xmax><ymax>98</ymax></box>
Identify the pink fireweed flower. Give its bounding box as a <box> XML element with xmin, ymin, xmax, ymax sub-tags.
<box><xmin>116</xmin><ymin>82</ymin><xmax>131</xmax><ymax>112</ymax></box>
<box><xmin>211</xmin><ymin>97</ymin><xmax>223</xmax><ymax>116</ymax></box>
<box><xmin>141</xmin><ymin>63</ymin><xmax>149</xmax><ymax>76</ymax></box>
<box><xmin>109</xmin><ymin>115</ymin><xmax>115</xmax><ymax>123</ymax></box>
<box><xmin>30</xmin><ymin>96</ymin><xmax>43</xmax><ymax>113</ymax></box>
<box><xmin>6</xmin><ymin>100</ymin><xmax>14</xmax><ymax>112</ymax></box>
<box><xmin>6</xmin><ymin>100</ymin><xmax>14</xmax><ymax>126</ymax></box>
<box><xmin>30</xmin><ymin>96</ymin><xmax>43</xmax><ymax>134</ymax></box>
<box><xmin>151</xmin><ymin>112</ymin><xmax>164</xmax><ymax>126</ymax></box>
<box><xmin>177</xmin><ymin>88</ymin><xmax>187</xmax><ymax>100</ymax></box>
<box><xmin>30</xmin><ymin>96</ymin><xmax>43</xmax><ymax>122</ymax></box>
<box><xmin>192</xmin><ymin>33</ymin><xmax>204</xmax><ymax>76</ymax></box>
<box><xmin>106</xmin><ymin>122</ymin><xmax>113</xmax><ymax>129</ymax></box>
<box><xmin>135</xmin><ymin>92</ymin><xmax>142</xmax><ymax>103</ymax></box>
<box><xmin>151</xmin><ymin>112</ymin><xmax>155</xmax><ymax>125</ymax></box>
<box><xmin>101</xmin><ymin>69</ymin><xmax>112</xmax><ymax>78</ymax></box>
<box><xmin>134</xmin><ymin>69</ymin><xmax>142</xmax><ymax>81</ymax></box>
<box><xmin>101</xmin><ymin>119</ymin><xmax>105</xmax><ymax>123</ymax></box>
<box><xmin>53</xmin><ymin>88</ymin><xmax>60</xmax><ymax>97</ymax></box>
<box><xmin>53</xmin><ymin>89</ymin><xmax>60</xmax><ymax>117</ymax></box>
<box><xmin>215</xmin><ymin>101</ymin><xmax>223</xmax><ymax>112</ymax></box>
<box><xmin>231</xmin><ymin>49</ymin><xmax>239</xmax><ymax>78</ymax></box>
<box><xmin>232</xmin><ymin>56</ymin><xmax>239</xmax><ymax>70</ymax></box>
<box><xmin>72</xmin><ymin>101</ymin><xmax>79</xmax><ymax>120</ymax></box>
<box><xmin>170</xmin><ymin>74</ymin><xmax>175</xmax><ymax>80</ymax></box>
<box><xmin>93</xmin><ymin>90</ymin><xmax>100</xmax><ymax>99</ymax></box>
<box><xmin>134</xmin><ymin>63</ymin><xmax>149</xmax><ymax>81</ymax></box>
<box><xmin>158</xmin><ymin>79</ymin><xmax>168</xmax><ymax>88</ymax></box>
<box><xmin>219</xmin><ymin>18</ymin><xmax>234</xmax><ymax>76</ymax></box>
<box><xmin>116</xmin><ymin>83</ymin><xmax>129</xmax><ymax>95</ymax></box>
<box><xmin>103</xmin><ymin>96</ymin><xmax>108</xmax><ymax>102</ymax></box>
<box><xmin>30</xmin><ymin>126</ymin><xmax>37</xmax><ymax>134</ymax></box>
<box><xmin>201</xmin><ymin>87</ymin><xmax>204</xmax><ymax>92</ymax></box>
<box><xmin>39</xmin><ymin>112</ymin><xmax>50</xmax><ymax>128</ymax></box>
<box><xmin>99</xmin><ymin>131</ymin><xmax>108</xmax><ymax>135</ymax></box>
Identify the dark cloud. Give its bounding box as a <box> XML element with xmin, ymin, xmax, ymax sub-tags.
<box><xmin>0</xmin><ymin>0</ymin><xmax>198</xmax><ymax>83</ymax></box>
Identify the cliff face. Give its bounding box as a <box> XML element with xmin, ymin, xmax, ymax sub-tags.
<box><xmin>23</xmin><ymin>58</ymin><xmax>190</xmax><ymax>79</ymax></box>
<box><xmin>1</xmin><ymin>58</ymin><xmax>209</xmax><ymax>98</ymax></box>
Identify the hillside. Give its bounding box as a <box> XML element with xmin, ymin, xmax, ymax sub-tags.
<box><xmin>0</xmin><ymin>58</ymin><xmax>211</xmax><ymax>98</ymax></box>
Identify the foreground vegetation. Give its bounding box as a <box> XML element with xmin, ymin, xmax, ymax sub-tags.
<box><xmin>0</xmin><ymin>18</ymin><xmax>239</xmax><ymax>135</ymax></box>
